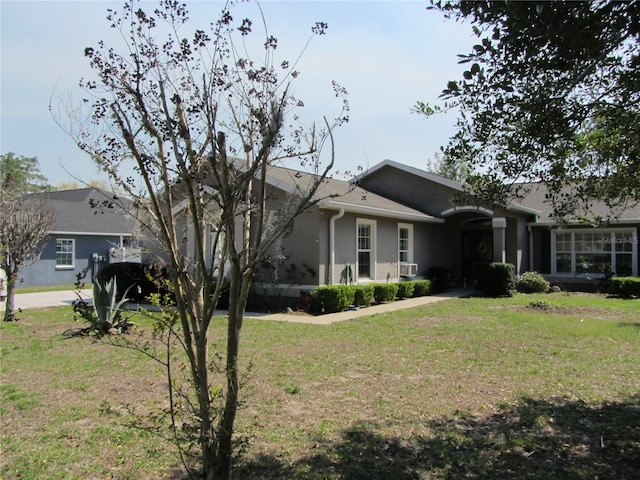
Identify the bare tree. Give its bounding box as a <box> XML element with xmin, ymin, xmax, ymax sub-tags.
<box><xmin>54</xmin><ymin>1</ymin><xmax>347</xmax><ymax>478</ymax></box>
<box><xmin>0</xmin><ymin>194</ymin><xmax>54</xmax><ymax>321</ymax></box>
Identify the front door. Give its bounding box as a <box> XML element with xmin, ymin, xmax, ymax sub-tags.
<box><xmin>461</xmin><ymin>228</ymin><xmax>493</xmax><ymax>280</ymax></box>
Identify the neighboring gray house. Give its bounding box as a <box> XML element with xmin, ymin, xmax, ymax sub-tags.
<box><xmin>16</xmin><ymin>188</ymin><xmax>139</xmax><ymax>288</ymax></box>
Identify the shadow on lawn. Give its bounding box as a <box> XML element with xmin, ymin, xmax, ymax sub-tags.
<box><xmin>236</xmin><ymin>395</ymin><xmax>640</xmax><ymax>480</ymax></box>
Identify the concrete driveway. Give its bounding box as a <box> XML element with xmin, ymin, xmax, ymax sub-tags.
<box><xmin>0</xmin><ymin>289</ymin><xmax>92</xmax><ymax>312</ymax></box>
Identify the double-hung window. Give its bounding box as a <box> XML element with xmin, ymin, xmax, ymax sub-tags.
<box><xmin>398</xmin><ymin>223</ymin><xmax>413</xmax><ymax>264</ymax></box>
<box><xmin>357</xmin><ymin>219</ymin><xmax>376</xmax><ymax>280</ymax></box>
<box><xmin>552</xmin><ymin>229</ymin><xmax>637</xmax><ymax>276</ymax></box>
<box><xmin>56</xmin><ymin>238</ymin><xmax>75</xmax><ymax>268</ymax></box>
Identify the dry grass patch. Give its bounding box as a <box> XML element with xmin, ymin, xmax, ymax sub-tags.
<box><xmin>1</xmin><ymin>293</ymin><xmax>639</xmax><ymax>479</ymax></box>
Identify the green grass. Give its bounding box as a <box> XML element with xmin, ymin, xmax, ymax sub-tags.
<box><xmin>1</xmin><ymin>292</ymin><xmax>638</xmax><ymax>479</ymax></box>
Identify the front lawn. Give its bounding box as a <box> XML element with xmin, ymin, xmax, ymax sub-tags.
<box><xmin>1</xmin><ymin>292</ymin><xmax>638</xmax><ymax>479</ymax></box>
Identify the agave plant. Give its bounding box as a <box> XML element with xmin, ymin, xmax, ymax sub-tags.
<box><xmin>91</xmin><ymin>277</ymin><xmax>134</xmax><ymax>334</ymax></box>
<box><xmin>70</xmin><ymin>276</ymin><xmax>134</xmax><ymax>337</ymax></box>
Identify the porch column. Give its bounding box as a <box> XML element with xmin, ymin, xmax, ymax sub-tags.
<box><xmin>492</xmin><ymin>217</ymin><xmax>507</xmax><ymax>263</ymax></box>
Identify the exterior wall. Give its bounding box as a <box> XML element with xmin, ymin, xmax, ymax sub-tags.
<box><xmin>357</xmin><ymin>166</ymin><xmax>459</xmax><ymax>216</ymax></box>
<box><xmin>17</xmin><ymin>234</ymin><xmax>122</xmax><ymax>288</ymax></box>
<box><xmin>505</xmin><ymin>215</ymin><xmax>530</xmax><ymax>275</ymax></box>
<box><xmin>412</xmin><ymin>222</ymin><xmax>450</xmax><ymax>277</ymax></box>
<box><xmin>316</xmin><ymin>211</ymin><xmax>330</xmax><ymax>285</ymax></box>
<box><xmin>329</xmin><ymin>212</ymin><xmax>440</xmax><ymax>284</ymax></box>
<box><xmin>255</xmin><ymin>208</ymin><xmax>322</xmax><ymax>287</ymax></box>
<box><xmin>530</xmin><ymin>228</ymin><xmax>551</xmax><ymax>274</ymax></box>
<box><xmin>331</xmin><ymin>212</ymin><xmax>357</xmax><ymax>284</ymax></box>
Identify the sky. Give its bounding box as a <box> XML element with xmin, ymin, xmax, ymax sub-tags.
<box><xmin>1</xmin><ymin>0</ymin><xmax>476</xmax><ymax>187</ymax></box>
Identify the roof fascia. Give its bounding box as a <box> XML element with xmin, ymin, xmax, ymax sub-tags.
<box><xmin>352</xmin><ymin>159</ymin><xmax>465</xmax><ymax>192</ymax></box>
<box><xmin>505</xmin><ymin>202</ymin><xmax>541</xmax><ymax>216</ymax></box>
<box><xmin>527</xmin><ymin>219</ymin><xmax>640</xmax><ymax>227</ymax></box>
<box><xmin>319</xmin><ymin>199</ymin><xmax>443</xmax><ymax>223</ymax></box>
<box><xmin>50</xmin><ymin>231</ymin><xmax>133</xmax><ymax>237</ymax></box>
<box><xmin>171</xmin><ymin>185</ymin><xmax>219</xmax><ymax>216</ymax></box>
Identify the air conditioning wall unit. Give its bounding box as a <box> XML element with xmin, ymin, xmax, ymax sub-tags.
<box><xmin>399</xmin><ymin>263</ymin><xmax>418</xmax><ymax>277</ymax></box>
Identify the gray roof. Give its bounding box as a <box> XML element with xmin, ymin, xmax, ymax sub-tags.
<box><xmin>27</xmin><ymin>188</ymin><xmax>137</xmax><ymax>235</ymax></box>
<box><xmin>358</xmin><ymin>160</ymin><xmax>640</xmax><ymax>225</ymax></box>
<box><xmin>265</xmin><ymin>165</ymin><xmax>442</xmax><ymax>223</ymax></box>
<box><xmin>513</xmin><ymin>183</ymin><xmax>640</xmax><ymax>224</ymax></box>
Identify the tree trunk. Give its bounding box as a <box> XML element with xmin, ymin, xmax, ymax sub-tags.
<box><xmin>3</xmin><ymin>272</ymin><xmax>17</xmax><ymax>322</ymax></box>
<box><xmin>212</xmin><ymin>278</ymin><xmax>243</xmax><ymax>480</ymax></box>
<box><xmin>196</xmin><ymin>328</ymin><xmax>216</xmax><ymax>478</ymax></box>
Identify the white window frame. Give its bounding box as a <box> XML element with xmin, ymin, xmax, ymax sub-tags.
<box><xmin>398</xmin><ymin>223</ymin><xmax>414</xmax><ymax>264</ymax></box>
<box><xmin>56</xmin><ymin>238</ymin><xmax>75</xmax><ymax>269</ymax></box>
<box><xmin>356</xmin><ymin>218</ymin><xmax>376</xmax><ymax>281</ymax></box>
<box><xmin>551</xmin><ymin>228</ymin><xmax>638</xmax><ymax>277</ymax></box>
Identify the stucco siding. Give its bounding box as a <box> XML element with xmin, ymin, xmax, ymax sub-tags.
<box><xmin>329</xmin><ymin>213</ymin><xmax>441</xmax><ymax>284</ymax></box>
<box><xmin>413</xmin><ymin>223</ymin><xmax>453</xmax><ymax>277</ymax></box>
<box><xmin>505</xmin><ymin>216</ymin><xmax>530</xmax><ymax>275</ymax></box>
<box><xmin>258</xmin><ymin>209</ymin><xmax>322</xmax><ymax>286</ymax></box>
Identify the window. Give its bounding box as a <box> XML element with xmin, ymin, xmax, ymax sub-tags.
<box><xmin>398</xmin><ymin>223</ymin><xmax>413</xmax><ymax>264</ymax></box>
<box><xmin>56</xmin><ymin>239</ymin><xmax>75</xmax><ymax>268</ymax></box>
<box><xmin>552</xmin><ymin>229</ymin><xmax>637</xmax><ymax>276</ymax></box>
<box><xmin>357</xmin><ymin>219</ymin><xmax>376</xmax><ymax>280</ymax></box>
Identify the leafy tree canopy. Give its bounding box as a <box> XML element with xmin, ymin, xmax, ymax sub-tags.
<box><xmin>426</xmin><ymin>152</ymin><xmax>470</xmax><ymax>184</ymax></box>
<box><xmin>417</xmin><ymin>0</ymin><xmax>640</xmax><ymax>222</ymax></box>
<box><xmin>1</xmin><ymin>153</ymin><xmax>52</xmax><ymax>198</ymax></box>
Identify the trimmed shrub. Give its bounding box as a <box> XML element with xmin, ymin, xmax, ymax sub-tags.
<box><xmin>517</xmin><ymin>271</ymin><xmax>550</xmax><ymax>293</ymax></box>
<box><xmin>611</xmin><ymin>277</ymin><xmax>640</xmax><ymax>298</ymax></box>
<box><xmin>476</xmin><ymin>262</ymin><xmax>516</xmax><ymax>297</ymax></box>
<box><xmin>412</xmin><ymin>279</ymin><xmax>432</xmax><ymax>297</ymax></box>
<box><xmin>312</xmin><ymin>286</ymin><xmax>355</xmax><ymax>313</ymax></box>
<box><xmin>427</xmin><ymin>267</ymin><xmax>450</xmax><ymax>293</ymax></box>
<box><xmin>396</xmin><ymin>281</ymin><xmax>415</xmax><ymax>299</ymax></box>
<box><xmin>373</xmin><ymin>283</ymin><xmax>399</xmax><ymax>303</ymax></box>
<box><xmin>353</xmin><ymin>285</ymin><xmax>374</xmax><ymax>307</ymax></box>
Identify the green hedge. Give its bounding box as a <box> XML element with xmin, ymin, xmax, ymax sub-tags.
<box><xmin>396</xmin><ymin>282</ymin><xmax>415</xmax><ymax>299</ymax></box>
<box><xmin>610</xmin><ymin>277</ymin><xmax>640</xmax><ymax>298</ymax></box>
<box><xmin>353</xmin><ymin>285</ymin><xmax>374</xmax><ymax>307</ymax></box>
<box><xmin>311</xmin><ymin>279</ymin><xmax>433</xmax><ymax>314</ymax></box>
<box><xmin>412</xmin><ymin>279</ymin><xmax>432</xmax><ymax>297</ymax></box>
<box><xmin>373</xmin><ymin>283</ymin><xmax>399</xmax><ymax>303</ymax></box>
<box><xmin>476</xmin><ymin>262</ymin><xmax>516</xmax><ymax>297</ymax></box>
<box><xmin>312</xmin><ymin>286</ymin><xmax>355</xmax><ymax>313</ymax></box>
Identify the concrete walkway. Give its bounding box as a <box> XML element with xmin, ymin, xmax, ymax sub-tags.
<box><xmin>253</xmin><ymin>289</ymin><xmax>469</xmax><ymax>324</ymax></box>
<box><xmin>1</xmin><ymin>288</ymin><xmax>470</xmax><ymax>324</ymax></box>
